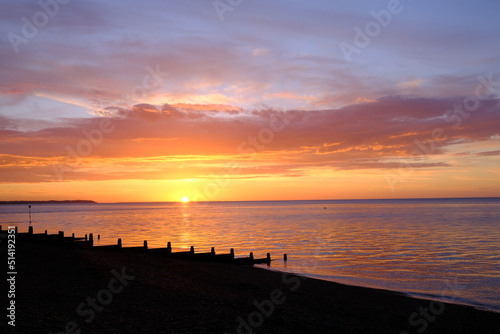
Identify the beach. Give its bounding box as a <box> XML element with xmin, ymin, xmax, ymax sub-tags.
<box><xmin>2</xmin><ymin>240</ymin><xmax>499</xmax><ymax>334</ymax></box>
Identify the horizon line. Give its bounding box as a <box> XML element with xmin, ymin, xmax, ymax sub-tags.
<box><xmin>3</xmin><ymin>196</ymin><xmax>499</xmax><ymax>204</ymax></box>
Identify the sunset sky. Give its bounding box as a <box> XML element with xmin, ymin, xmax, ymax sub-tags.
<box><xmin>1</xmin><ymin>0</ymin><xmax>499</xmax><ymax>202</ymax></box>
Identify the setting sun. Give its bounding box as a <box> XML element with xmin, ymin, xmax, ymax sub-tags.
<box><xmin>181</xmin><ymin>196</ymin><xmax>190</xmax><ymax>203</ymax></box>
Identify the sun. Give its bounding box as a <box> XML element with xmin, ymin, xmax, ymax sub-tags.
<box><xmin>181</xmin><ymin>196</ymin><xmax>190</xmax><ymax>203</ymax></box>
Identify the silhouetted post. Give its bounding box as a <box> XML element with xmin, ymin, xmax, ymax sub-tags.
<box><xmin>85</xmin><ymin>234</ymin><xmax>87</xmax><ymax>240</ymax></box>
<box><xmin>72</xmin><ymin>233</ymin><xmax>75</xmax><ymax>238</ymax></box>
<box><xmin>267</xmin><ymin>253</ymin><xmax>271</xmax><ymax>262</ymax></box>
<box><xmin>98</xmin><ymin>234</ymin><xmax>100</xmax><ymax>240</ymax></box>
<box><xmin>230</xmin><ymin>248</ymin><xmax>235</xmax><ymax>259</ymax></box>
<box><xmin>28</xmin><ymin>226</ymin><xmax>33</xmax><ymax>235</ymax></box>
<box><xmin>118</xmin><ymin>238</ymin><xmax>122</xmax><ymax>248</ymax></box>
<box><xmin>15</xmin><ymin>226</ymin><xmax>18</xmax><ymax>233</ymax></box>
<box><xmin>190</xmin><ymin>246</ymin><xmax>194</xmax><ymax>254</ymax></box>
<box><xmin>167</xmin><ymin>242</ymin><xmax>172</xmax><ymax>254</ymax></box>
<box><xmin>144</xmin><ymin>240</ymin><xmax>148</xmax><ymax>249</ymax></box>
<box><xmin>211</xmin><ymin>247</ymin><xmax>215</xmax><ymax>255</ymax></box>
<box><xmin>29</xmin><ymin>205</ymin><xmax>31</xmax><ymax>225</ymax></box>
<box><xmin>0</xmin><ymin>226</ymin><xmax>2</xmax><ymax>231</ymax></box>
<box><xmin>284</xmin><ymin>254</ymin><xmax>287</xmax><ymax>262</ymax></box>
<box><xmin>249</xmin><ymin>252</ymin><xmax>254</xmax><ymax>260</ymax></box>
<box><xmin>89</xmin><ymin>233</ymin><xmax>94</xmax><ymax>247</ymax></box>
<box><xmin>45</xmin><ymin>230</ymin><xmax>47</xmax><ymax>235</ymax></box>
<box><xmin>58</xmin><ymin>231</ymin><xmax>64</xmax><ymax>237</ymax></box>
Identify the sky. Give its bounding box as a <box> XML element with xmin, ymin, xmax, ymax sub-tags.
<box><xmin>1</xmin><ymin>0</ymin><xmax>499</xmax><ymax>202</ymax></box>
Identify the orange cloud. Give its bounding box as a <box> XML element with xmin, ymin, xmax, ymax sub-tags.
<box><xmin>0</xmin><ymin>96</ymin><xmax>498</xmax><ymax>186</ymax></box>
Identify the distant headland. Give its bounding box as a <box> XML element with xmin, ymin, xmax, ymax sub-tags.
<box><xmin>0</xmin><ymin>200</ymin><xmax>97</xmax><ymax>204</ymax></box>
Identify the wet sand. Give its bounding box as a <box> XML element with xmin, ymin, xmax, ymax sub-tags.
<box><xmin>2</xmin><ymin>241</ymin><xmax>499</xmax><ymax>333</ymax></box>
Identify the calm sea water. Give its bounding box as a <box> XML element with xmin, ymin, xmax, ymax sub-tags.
<box><xmin>1</xmin><ymin>198</ymin><xmax>499</xmax><ymax>312</ymax></box>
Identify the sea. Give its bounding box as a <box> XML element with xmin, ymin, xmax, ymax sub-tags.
<box><xmin>1</xmin><ymin>198</ymin><xmax>499</xmax><ymax>313</ymax></box>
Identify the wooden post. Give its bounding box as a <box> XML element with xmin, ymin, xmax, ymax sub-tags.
<box><xmin>211</xmin><ymin>247</ymin><xmax>215</xmax><ymax>255</ymax></box>
<box><xmin>28</xmin><ymin>226</ymin><xmax>33</xmax><ymax>235</ymax></box>
<box><xmin>167</xmin><ymin>242</ymin><xmax>172</xmax><ymax>254</ymax></box>
<box><xmin>85</xmin><ymin>234</ymin><xmax>87</xmax><ymax>241</ymax></box>
<box><xmin>230</xmin><ymin>248</ymin><xmax>235</xmax><ymax>259</ymax></box>
<box><xmin>0</xmin><ymin>225</ymin><xmax>2</xmax><ymax>231</ymax></box>
<box><xmin>267</xmin><ymin>253</ymin><xmax>271</xmax><ymax>262</ymax></box>
<box><xmin>144</xmin><ymin>240</ymin><xmax>148</xmax><ymax>249</ymax></box>
<box><xmin>45</xmin><ymin>230</ymin><xmax>47</xmax><ymax>235</ymax></box>
<box><xmin>284</xmin><ymin>254</ymin><xmax>287</xmax><ymax>261</ymax></box>
<box><xmin>58</xmin><ymin>231</ymin><xmax>64</xmax><ymax>237</ymax></box>
<box><xmin>89</xmin><ymin>233</ymin><xmax>94</xmax><ymax>247</ymax></box>
<box><xmin>15</xmin><ymin>226</ymin><xmax>18</xmax><ymax>233</ymax></box>
<box><xmin>118</xmin><ymin>238</ymin><xmax>122</xmax><ymax>248</ymax></box>
<box><xmin>190</xmin><ymin>246</ymin><xmax>194</xmax><ymax>254</ymax></box>
<box><xmin>98</xmin><ymin>234</ymin><xmax>100</xmax><ymax>240</ymax></box>
<box><xmin>72</xmin><ymin>233</ymin><xmax>75</xmax><ymax>238</ymax></box>
<box><xmin>250</xmin><ymin>252</ymin><xmax>254</xmax><ymax>260</ymax></box>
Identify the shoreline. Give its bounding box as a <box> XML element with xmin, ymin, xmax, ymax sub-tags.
<box><xmin>257</xmin><ymin>265</ymin><xmax>500</xmax><ymax>315</ymax></box>
<box><xmin>2</xmin><ymin>241</ymin><xmax>499</xmax><ymax>333</ymax></box>
<box><xmin>0</xmin><ymin>200</ymin><xmax>96</xmax><ymax>205</ymax></box>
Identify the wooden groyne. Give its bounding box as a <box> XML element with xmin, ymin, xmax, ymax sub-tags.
<box><xmin>0</xmin><ymin>225</ymin><xmax>272</xmax><ymax>266</ymax></box>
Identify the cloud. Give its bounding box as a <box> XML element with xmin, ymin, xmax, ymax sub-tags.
<box><xmin>1</xmin><ymin>96</ymin><xmax>499</xmax><ymax>183</ymax></box>
<box><xmin>2</xmin><ymin>0</ymin><xmax>499</xmax><ymax>120</ymax></box>
<box><xmin>476</xmin><ymin>150</ymin><xmax>500</xmax><ymax>157</ymax></box>
<box><xmin>252</xmin><ymin>48</ymin><xmax>270</xmax><ymax>56</ymax></box>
